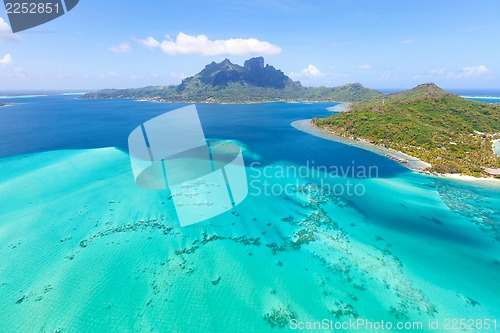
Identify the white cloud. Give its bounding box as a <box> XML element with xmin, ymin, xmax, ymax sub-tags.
<box><xmin>427</xmin><ymin>65</ymin><xmax>490</xmax><ymax>79</ymax></box>
<box><xmin>428</xmin><ymin>68</ymin><xmax>453</xmax><ymax>78</ymax></box>
<box><xmin>357</xmin><ymin>64</ymin><xmax>373</xmax><ymax>70</ymax></box>
<box><xmin>289</xmin><ymin>64</ymin><xmax>324</xmax><ymax>80</ymax></box>
<box><xmin>429</xmin><ymin>68</ymin><xmax>446</xmax><ymax>75</ymax></box>
<box><xmin>137</xmin><ymin>36</ymin><xmax>161</xmax><ymax>49</ymax></box>
<box><xmin>0</xmin><ymin>17</ymin><xmax>18</xmax><ymax>41</ymax></box>
<box><xmin>402</xmin><ymin>39</ymin><xmax>418</xmax><ymax>44</ymax></box>
<box><xmin>109</xmin><ymin>42</ymin><xmax>130</xmax><ymax>53</ymax></box>
<box><xmin>459</xmin><ymin>65</ymin><xmax>489</xmax><ymax>77</ymax></box>
<box><xmin>98</xmin><ymin>70</ymin><xmax>120</xmax><ymax>79</ymax></box>
<box><xmin>137</xmin><ymin>32</ymin><xmax>281</xmax><ymax>56</ymax></box>
<box><xmin>0</xmin><ymin>53</ymin><xmax>12</xmax><ymax>65</ymax></box>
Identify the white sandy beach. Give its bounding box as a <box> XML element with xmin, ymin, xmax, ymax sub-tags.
<box><xmin>441</xmin><ymin>173</ymin><xmax>500</xmax><ymax>182</ymax></box>
<box><xmin>326</xmin><ymin>102</ymin><xmax>351</xmax><ymax>112</ymax></box>
<box><xmin>461</xmin><ymin>95</ymin><xmax>500</xmax><ymax>100</ymax></box>
<box><xmin>292</xmin><ymin>119</ymin><xmax>500</xmax><ymax>185</ymax></box>
<box><xmin>291</xmin><ymin>119</ymin><xmax>431</xmax><ymax>171</ymax></box>
<box><xmin>493</xmin><ymin>139</ymin><xmax>500</xmax><ymax>157</ymax></box>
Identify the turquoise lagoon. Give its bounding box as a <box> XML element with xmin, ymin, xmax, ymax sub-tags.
<box><xmin>0</xmin><ymin>95</ymin><xmax>499</xmax><ymax>332</ymax></box>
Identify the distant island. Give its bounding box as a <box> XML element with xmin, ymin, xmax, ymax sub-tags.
<box><xmin>313</xmin><ymin>84</ymin><xmax>500</xmax><ymax>178</ymax></box>
<box><xmin>83</xmin><ymin>57</ymin><xmax>382</xmax><ymax>103</ymax></box>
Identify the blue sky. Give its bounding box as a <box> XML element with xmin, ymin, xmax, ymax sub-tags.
<box><xmin>1</xmin><ymin>0</ymin><xmax>499</xmax><ymax>90</ymax></box>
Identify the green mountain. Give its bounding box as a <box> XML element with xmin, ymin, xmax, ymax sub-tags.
<box><xmin>83</xmin><ymin>57</ymin><xmax>382</xmax><ymax>103</ymax></box>
<box><xmin>314</xmin><ymin>83</ymin><xmax>500</xmax><ymax>177</ymax></box>
<box><xmin>194</xmin><ymin>57</ymin><xmax>291</xmax><ymax>89</ymax></box>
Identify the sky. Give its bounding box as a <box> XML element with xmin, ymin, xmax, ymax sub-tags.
<box><xmin>1</xmin><ymin>0</ymin><xmax>499</xmax><ymax>91</ymax></box>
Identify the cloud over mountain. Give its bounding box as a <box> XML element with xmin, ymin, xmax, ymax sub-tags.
<box><xmin>137</xmin><ymin>32</ymin><xmax>281</xmax><ymax>56</ymax></box>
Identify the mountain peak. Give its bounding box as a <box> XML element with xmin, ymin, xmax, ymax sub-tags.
<box><xmin>412</xmin><ymin>83</ymin><xmax>447</xmax><ymax>94</ymax></box>
<box><xmin>244</xmin><ymin>57</ymin><xmax>265</xmax><ymax>71</ymax></box>
<box><xmin>345</xmin><ymin>82</ymin><xmax>365</xmax><ymax>89</ymax></box>
<box><xmin>187</xmin><ymin>56</ymin><xmax>290</xmax><ymax>89</ymax></box>
<box><xmin>388</xmin><ymin>83</ymin><xmax>450</xmax><ymax>101</ymax></box>
<box><xmin>84</xmin><ymin>57</ymin><xmax>383</xmax><ymax>103</ymax></box>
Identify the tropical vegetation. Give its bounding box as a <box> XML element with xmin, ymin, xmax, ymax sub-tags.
<box><xmin>314</xmin><ymin>84</ymin><xmax>500</xmax><ymax>177</ymax></box>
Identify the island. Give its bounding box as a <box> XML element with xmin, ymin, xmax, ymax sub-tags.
<box><xmin>83</xmin><ymin>57</ymin><xmax>382</xmax><ymax>103</ymax></box>
<box><xmin>313</xmin><ymin>83</ymin><xmax>500</xmax><ymax>178</ymax></box>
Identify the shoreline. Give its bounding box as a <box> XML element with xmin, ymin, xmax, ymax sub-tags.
<box><xmin>326</xmin><ymin>102</ymin><xmax>352</xmax><ymax>112</ymax></box>
<box><xmin>461</xmin><ymin>95</ymin><xmax>500</xmax><ymax>100</ymax></box>
<box><xmin>292</xmin><ymin>119</ymin><xmax>500</xmax><ymax>184</ymax></box>
<box><xmin>291</xmin><ymin>119</ymin><xmax>431</xmax><ymax>172</ymax></box>
<box><xmin>127</xmin><ymin>97</ymin><xmax>351</xmax><ymax>105</ymax></box>
<box><xmin>493</xmin><ymin>139</ymin><xmax>500</xmax><ymax>157</ymax></box>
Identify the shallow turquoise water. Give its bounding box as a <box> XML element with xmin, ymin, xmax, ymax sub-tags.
<box><xmin>463</xmin><ymin>96</ymin><xmax>500</xmax><ymax>104</ymax></box>
<box><xmin>0</xmin><ymin>96</ymin><xmax>499</xmax><ymax>332</ymax></box>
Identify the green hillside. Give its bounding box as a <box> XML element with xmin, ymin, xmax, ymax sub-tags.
<box><xmin>314</xmin><ymin>84</ymin><xmax>500</xmax><ymax>177</ymax></box>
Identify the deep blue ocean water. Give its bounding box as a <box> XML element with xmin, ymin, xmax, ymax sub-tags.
<box><xmin>0</xmin><ymin>95</ymin><xmax>405</xmax><ymax>178</ymax></box>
